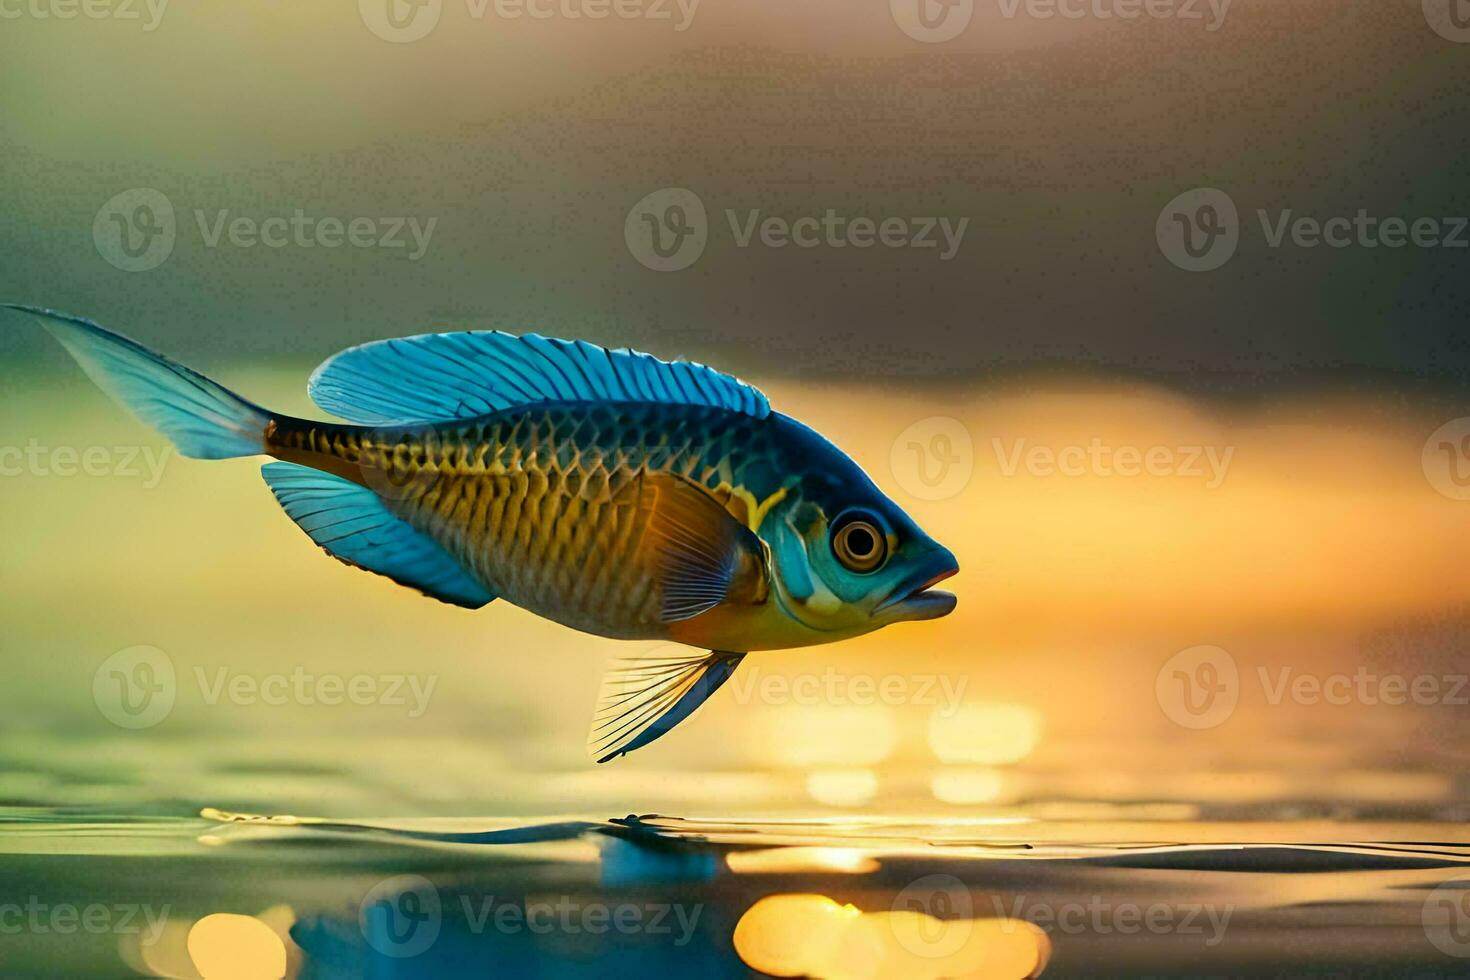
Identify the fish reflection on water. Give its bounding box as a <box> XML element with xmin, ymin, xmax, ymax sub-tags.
<box><xmin>0</xmin><ymin>810</ymin><xmax>1458</xmax><ymax>978</ymax></box>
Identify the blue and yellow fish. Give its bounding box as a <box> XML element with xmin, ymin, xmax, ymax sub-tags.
<box><xmin>8</xmin><ymin>306</ymin><xmax>957</xmax><ymax>760</ymax></box>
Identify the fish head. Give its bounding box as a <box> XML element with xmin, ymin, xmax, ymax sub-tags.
<box><xmin>758</xmin><ymin>416</ymin><xmax>959</xmax><ymax>639</ymax></box>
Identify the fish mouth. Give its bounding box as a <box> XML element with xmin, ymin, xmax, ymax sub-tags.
<box><xmin>875</xmin><ymin>555</ymin><xmax>959</xmax><ymax>622</ymax></box>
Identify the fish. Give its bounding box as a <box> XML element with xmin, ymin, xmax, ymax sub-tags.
<box><xmin>5</xmin><ymin>305</ymin><xmax>958</xmax><ymax>760</ymax></box>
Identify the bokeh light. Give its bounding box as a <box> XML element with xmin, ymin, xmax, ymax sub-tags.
<box><xmin>928</xmin><ymin>704</ymin><xmax>1043</xmax><ymax>766</ymax></box>
<box><xmin>733</xmin><ymin>892</ymin><xmax>1049</xmax><ymax>979</ymax></box>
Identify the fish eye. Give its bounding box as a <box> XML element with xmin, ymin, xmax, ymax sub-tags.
<box><xmin>831</xmin><ymin>515</ymin><xmax>887</xmax><ymax>573</ymax></box>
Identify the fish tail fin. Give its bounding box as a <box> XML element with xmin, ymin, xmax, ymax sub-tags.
<box><xmin>6</xmin><ymin>305</ymin><xmax>271</xmax><ymax>459</ymax></box>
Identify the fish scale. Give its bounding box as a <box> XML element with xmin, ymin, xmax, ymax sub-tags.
<box><xmin>270</xmin><ymin>403</ymin><xmax>750</xmax><ymax>637</ymax></box>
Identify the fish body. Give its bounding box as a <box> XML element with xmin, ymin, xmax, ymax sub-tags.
<box><xmin>8</xmin><ymin>306</ymin><xmax>958</xmax><ymax>759</ymax></box>
<box><xmin>266</xmin><ymin>402</ymin><xmax>955</xmax><ymax>653</ymax></box>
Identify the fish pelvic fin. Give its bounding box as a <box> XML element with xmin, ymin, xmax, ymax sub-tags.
<box><xmin>590</xmin><ymin>649</ymin><xmax>745</xmax><ymax>763</ymax></box>
<box><xmin>7</xmin><ymin>305</ymin><xmax>270</xmax><ymax>459</ymax></box>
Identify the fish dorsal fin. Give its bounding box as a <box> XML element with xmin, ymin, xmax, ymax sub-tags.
<box><xmin>261</xmin><ymin>462</ymin><xmax>497</xmax><ymax>609</ymax></box>
<box><xmin>307</xmin><ymin>331</ymin><xmax>770</xmax><ymax>425</ymax></box>
<box><xmin>589</xmin><ymin>649</ymin><xmax>745</xmax><ymax>763</ymax></box>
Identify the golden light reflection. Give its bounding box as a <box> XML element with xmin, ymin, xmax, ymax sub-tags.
<box><xmin>807</xmin><ymin>768</ymin><xmax>879</xmax><ymax>806</ymax></box>
<box><xmin>931</xmin><ymin>768</ymin><xmax>1010</xmax><ymax>805</ymax></box>
<box><xmin>733</xmin><ymin>894</ymin><xmax>860</xmax><ymax>978</ymax></box>
<box><xmin>928</xmin><ymin>704</ymin><xmax>1043</xmax><ymax>766</ymax></box>
<box><xmin>760</xmin><ymin>705</ymin><xmax>898</xmax><ymax>768</ymax></box>
<box><xmin>186</xmin><ymin>913</ymin><xmax>289</xmax><ymax>979</ymax></box>
<box><xmin>125</xmin><ymin>907</ymin><xmax>297</xmax><ymax>980</ymax></box>
<box><xmin>733</xmin><ymin>893</ymin><xmax>1049</xmax><ymax>979</ymax></box>
<box><xmin>727</xmin><ymin>847</ymin><xmax>881</xmax><ymax>875</ymax></box>
<box><xmin>125</xmin><ymin>916</ymin><xmax>195</xmax><ymax>980</ymax></box>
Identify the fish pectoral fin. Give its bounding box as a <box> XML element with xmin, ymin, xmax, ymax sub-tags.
<box><xmin>639</xmin><ymin>474</ymin><xmax>767</xmax><ymax>623</ymax></box>
<box><xmin>261</xmin><ymin>462</ymin><xmax>497</xmax><ymax>609</ymax></box>
<box><xmin>589</xmin><ymin>649</ymin><xmax>746</xmax><ymax>763</ymax></box>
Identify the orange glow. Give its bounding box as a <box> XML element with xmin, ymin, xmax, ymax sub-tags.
<box><xmin>727</xmin><ymin>847</ymin><xmax>881</xmax><ymax>874</ymax></box>
<box><xmin>807</xmin><ymin>769</ymin><xmax>880</xmax><ymax>806</ymax></box>
<box><xmin>732</xmin><ymin>894</ymin><xmax>860</xmax><ymax>977</ymax></box>
<box><xmin>931</xmin><ymin>768</ymin><xmax>1010</xmax><ymax>805</ymax></box>
<box><xmin>928</xmin><ymin>704</ymin><xmax>1043</xmax><ymax>766</ymax></box>
<box><xmin>186</xmin><ymin>913</ymin><xmax>289</xmax><ymax>979</ymax></box>
<box><xmin>733</xmin><ymin>892</ymin><xmax>1049</xmax><ymax>979</ymax></box>
<box><xmin>759</xmin><ymin>705</ymin><xmax>898</xmax><ymax>768</ymax></box>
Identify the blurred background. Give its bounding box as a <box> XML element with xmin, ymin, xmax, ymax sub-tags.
<box><xmin>3</xmin><ymin>1</ymin><xmax>1470</xmax><ymax>976</ymax></box>
<box><xmin>2</xmin><ymin>0</ymin><xmax>1468</xmax><ymax>819</ymax></box>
